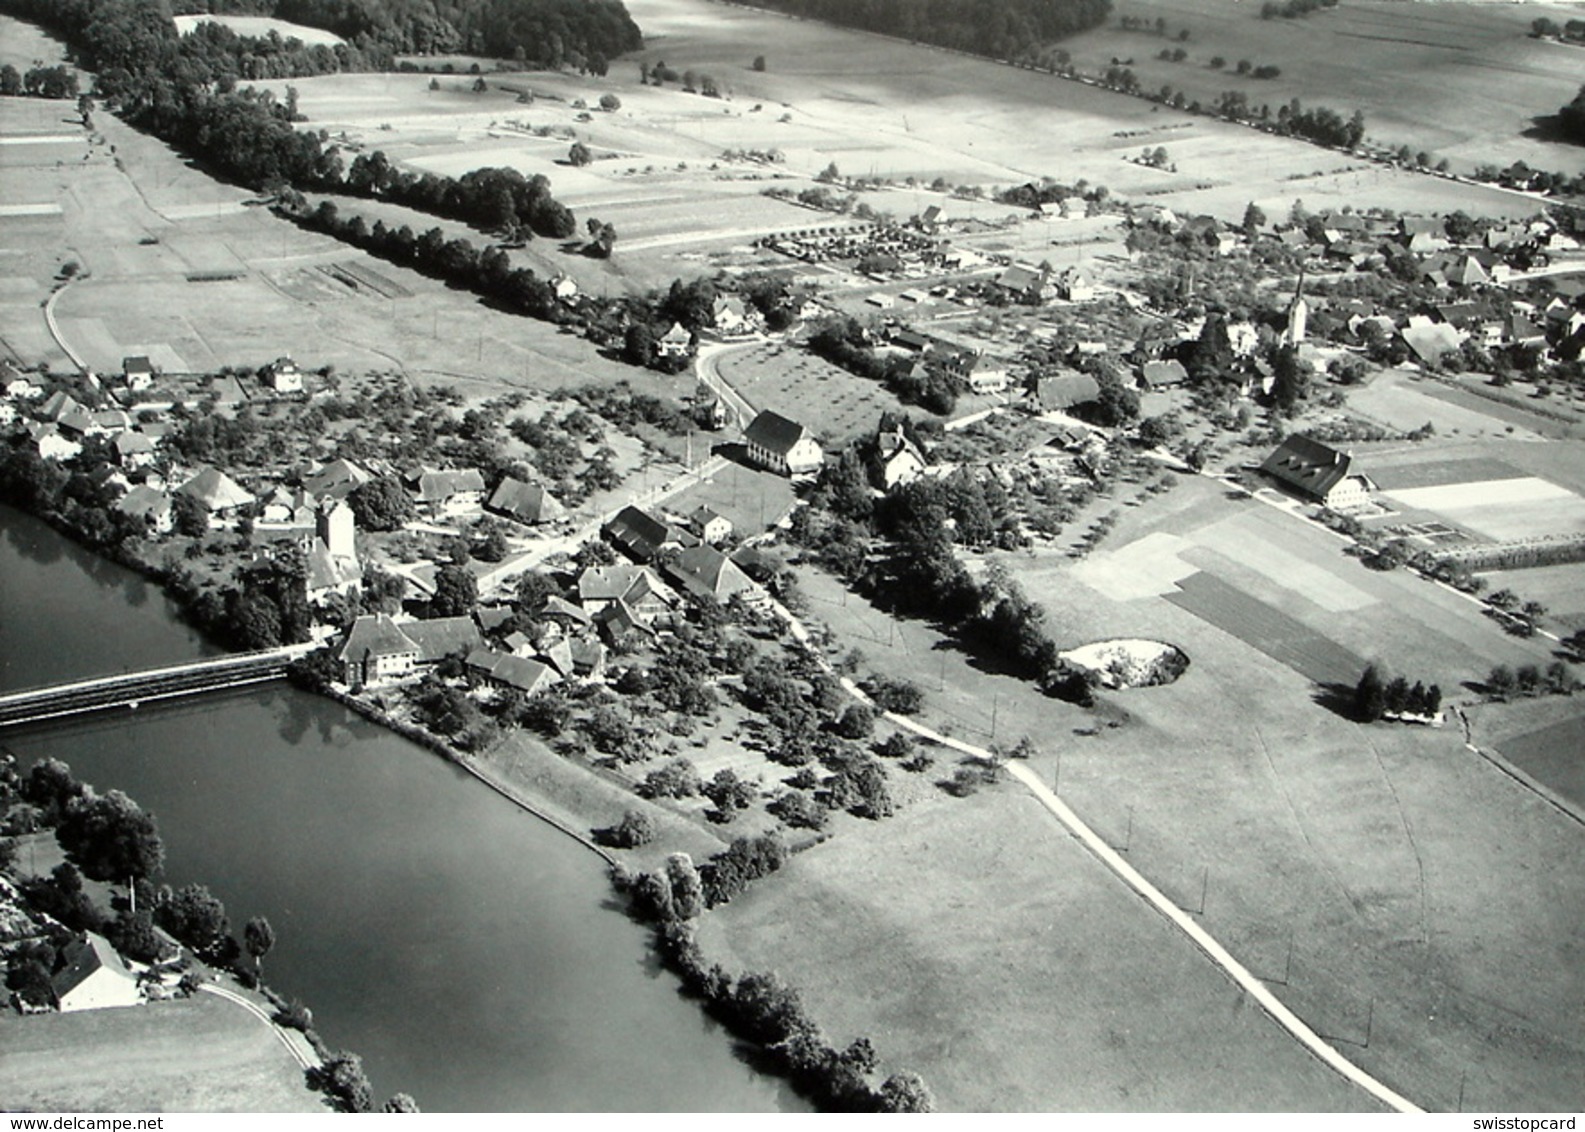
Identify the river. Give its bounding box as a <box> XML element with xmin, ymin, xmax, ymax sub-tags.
<box><xmin>0</xmin><ymin>507</ymin><xmax>800</xmax><ymax>1112</ymax></box>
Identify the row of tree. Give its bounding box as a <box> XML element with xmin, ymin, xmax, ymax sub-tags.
<box><xmin>734</xmin><ymin>0</ymin><xmax>1111</xmax><ymax>64</ymax></box>
<box><xmin>1352</xmin><ymin>664</ymin><xmax>1442</xmax><ymax>724</ymax></box>
<box><xmin>0</xmin><ymin>63</ymin><xmax>79</xmax><ymax>98</ymax></box>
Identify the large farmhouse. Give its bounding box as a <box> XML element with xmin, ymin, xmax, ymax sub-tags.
<box><xmin>744</xmin><ymin>410</ymin><xmax>823</xmax><ymax>476</ymax></box>
<box><xmin>1259</xmin><ymin>435</ymin><xmax>1375</xmax><ymax>510</ymax></box>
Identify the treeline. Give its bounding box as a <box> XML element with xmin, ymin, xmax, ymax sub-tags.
<box><xmin>1558</xmin><ymin>85</ymin><xmax>1585</xmax><ymax>147</ymax></box>
<box><xmin>807</xmin><ymin>318</ymin><xmax>961</xmax><ymax>414</ymax></box>
<box><xmin>1261</xmin><ymin>0</ymin><xmax>1336</xmax><ymax>18</ymax></box>
<box><xmin>0</xmin><ymin>755</ymin><xmax>408</xmax><ymax>1111</ymax></box>
<box><xmin>617</xmin><ymin>849</ymin><xmax>934</xmax><ymax>1111</ymax></box>
<box><xmin>1215</xmin><ymin>91</ymin><xmax>1366</xmax><ymax>150</ymax></box>
<box><xmin>795</xmin><ymin>454</ymin><xmax>1096</xmax><ymax>703</ymax></box>
<box><xmin>177</xmin><ymin>0</ymin><xmax>642</xmax><ymax>66</ymax></box>
<box><xmin>344</xmin><ymin>152</ymin><xmax>575</xmax><ymax>239</ymax></box>
<box><xmin>1439</xmin><ymin>536</ymin><xmax>1585</xmax><ymax>572</ymax></box>
<box><xmin>730</xmin><ymin>0</ymin><xmax>1111</xmax><ymax>62</ymax></box>
<box><xmin>1352</xmin><ymin>663</ymin><xmax>1441</xmax><ymax>724</ymax></box>
<box><xmin>0</xmin><ymin>64</ymin><xmax>79</xmax><ymax>98</ymax></box>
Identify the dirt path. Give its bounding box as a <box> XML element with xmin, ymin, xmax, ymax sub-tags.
<box><xmin>761</xmin><ymin>592</ymin><xmax>1424</xmax><ymax>1112</ymax></box>
<box><xmin>199</xmin><ymin>982</ymin><xmax>320</xmax><ymax>1072</ymax></box>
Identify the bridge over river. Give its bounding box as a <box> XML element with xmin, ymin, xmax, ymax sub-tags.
<box><xmin>0</xmin><ymin>643</ymin><xmax>318</xmax><ymax>729</ymax></box>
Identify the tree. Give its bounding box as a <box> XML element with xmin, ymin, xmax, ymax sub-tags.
<box><xmin>56</xmin><ymin>788</ymin><xmax>164</xmax><ymax>883</ymax></box>
<box><xmin>835</xmin><ymin>704</ymin><xmax>875</xmax><ymax>740</ymax></box>
<box><xmin>172</xmin><ymin>492</ymin><xmax>210</xmax><ymax>537</ymax></box>
<box><xmin>878</xmin><ymin>1072</ymin><xmax>935</xmax><ymax>1112</ymax></box>
<box><xmin>623</xmin><ymin>322</ymin><xmax>656</xmax><ymax>368</ymax></box>
<box><xmin>1557</xmin><ymin>84</ymin><xmax>1585</xmax><ymax>146</ymax></box>
<box><xmin>599</xmin><ymin>93</ymin><xmax>621</xmax><ymax>111</ymax></box>
<box><xmin>430</xmin><ymin>564</ymin><xmax>478</xmax><ymax>617</ymax></box>
<box><xmin>383</xmin><ymin>1094</ymin><xmax>421</xmax><ymax>1113</ymax></box>
<box><xmin>604</xmin><ymin>809</ymin><xmax>656</xmax><ymax>848</ymax></box>
<box><xmin>1486</xmin><ymin>664</ymin><xmax>1516</xmax><ymax>701</ymax></box>
<box><xmin>568</xmin><ymin>142</ymin><xmax>592</xmax><ymax>167</ymax></box>
<box><xmin>244</xmin><ymin>916</ymin><xmax>276</xmax><ymax>976</ymax></box>
<box><xmin>1241</xmin><ymin>201</ymin><xmax>1266</xmax><ymax>234</ymax></box>
<box><xmin>666</xmin><ymin>853</ymin><xmax>705</xmax><ymax>919</ymax></box>
<box><xmin>158</xmin><ymin>883</ymin><xmax>230</xmax><ymax>953</ymax></box>
<box><xmin>752</xmin><ymin>55</ymin><xmax>767</xmax><ymax>71</ymax></box>
<box><xmin>348</xmin><ymin>477</ymin><xmax>413</xmax><ymax>532</ymax></box>
<box><xmin>1354</xmin><ymin>664</ymin><xmax>1386</xmax><ymax>722</ymax></box>
<box><xmin>311</xmin><ymin>1051</ymin><xmax>374</xmax><ymax>1112</ymax></box>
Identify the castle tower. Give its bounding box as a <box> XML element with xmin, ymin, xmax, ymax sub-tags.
<box><xmin>1285</xmin><ymin>267</ymin><xmax>1308</xmax><ymax>345</ymax></box>
<box><xmin>317</xmin><ymin>499</ymin><xmax>356</xmax><ymax>561</ymax></box>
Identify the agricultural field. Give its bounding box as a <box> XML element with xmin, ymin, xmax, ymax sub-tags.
<box><xmin>0</xmin><ymin>993</ymin><xmax>325</xmax><ymax>1112</ymax></box>
<box><xmin>1498</xmin><ymin>713</ymin><xmax>1585</xmax><ymax>812</ymax></box>
<box><xmin>172</xmin><ymin>14</ymin><xmax>344</xmax><ymax>46</ymax></box>
<box><xmin>728</xmin><ymin>458</ymin><xmax>1585</xmax><ymax>1111</ymax></box>
<box><xmin>1059</xmin><ymin>0</ymin><xmax>1585</xmax><ymax>176</ymax></box>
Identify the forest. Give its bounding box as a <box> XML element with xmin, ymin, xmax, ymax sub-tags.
<box><xmin>731</xmin><ymin>0</ymin><xmax>1111</xmax><ymax>62</ymax></box>
<box><xmin>171</xmin><ymin>0</ymin><xmax>643</xmax><ymax>66</ymax></box>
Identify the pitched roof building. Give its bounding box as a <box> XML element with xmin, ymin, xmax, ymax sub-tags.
<box><xmin>52</xmin><ymin>932</ymin><xmax>141</xmax><ymax>1013</ymax></box>
<box><xmin>743</xmin><ymin>410</ymin><xmax>823</xmax><ymax>476</ymax></box>
<box><xmin>487</xmin><ymin>477</ymin><xmax>564</xmax><ymax>526</ymax></box>
<box><xmin>1259</xmin><ymin>434</ymin><xmax>1375</xmax><ymax>510</ymax></box>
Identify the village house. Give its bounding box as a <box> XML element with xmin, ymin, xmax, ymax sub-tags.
<box><xmin>1259</xmin><ymin>434</ymin><xmax>1375</xmax><ymax>510</ymax></box>
<box><xmin>176</xmin><ymin>466</ymin><xmax>255</xmax><ymax>520</ymax></box>
<box><xmin>1031</xmin><ymin>371</ymin><xmax>1102</xmax><ymax>413</ymax></box>
<box><xmin>261</xmin><ymin>485</ymin><xmax>318</xmax><ymax>525</ymax></box>
<box><xmin>27</xmin><ymin>422</ymin><xmax>80</xmax><ymax>461</ymax></box>
<box><xmin>403</xmin><ymin>616</ymin><xmax>485</xmax><ymax>666</ymax></box>
<box><xmin>115</xmin><ymin>485</ymin><xmax>173</xmax><ymax>534</ymax></box>
<box><xmin>487</xmin><ymin>477</ymin><xmax>564</xmax><ymax>526</ymax></box>
<box><xmin>260</xmin><ymin>357</ymin><xmax>304</xmax><ymax>393</ymax></box>
<box><xmin>662</xmin><ymin>544</ymin><xmax>759</xmax><ymax>606</ymax></box>
<box><xmin>1056</xmin><ymin>267</ymin><xmax>1095</xmax><ymax>302</ymax></box>
<box><xmin>1138</xmin><ymin>360</ymin><xmax>1189</xmax><ymax>390</ymax></box>
<box><xmin>339</xmin><ymin>614</ymin><xmax>421</xmax><ymax>685</ymax></box>
<box><xmin>577</xmin><ymin>563</ymin><xmax>677</xmax><ymax>627</ymax></box>
<box><xmin>112</xmin><ymin>430</ymin><xmax>156</xmax><ymax>470</ymax></box>
<box><xmin>995</xmin><ymin>263</ymin><xmax>1054</xmax><ymax>305</ymax></box>
<box><xmin>465</xmin><ymin>648</ymin><xmax>559</xmax><ymax>696</ymax></box>
<box><xmin>51</xmin><ymin>932</ymin><xmax>142</xmax><ymax>1013</ymax></box>
<box><xmin>744</xmin><ymin>409</ymin><xmax>823</xmax><ymax>476</ymax></box>
<box><xmin>711</xmin><ymin>295</ymin><xmax>758</xmax><ymax>336</ymax></box>
<box><xmin>551</xmin><ymin>274</ymin><xmax>579</xmax><ymax>301</ymax></box>
<box><xmin>603</xmin><ymin>505</ymin><xmax>692</xmax><ymax>563</ymax></box>
<box><xmin>939</xmin><ymin>350</ymin><xmax>1011</xmax><ymax>395</ymax></box>
<box><xmin>409</xmin><ymin>467</ymin><xmax>487</xmax><ymax>517</ymax></box>
<box><xmin>656</xmin><ymin>322</ymin><xmax>694</xmax><ymax>360</ymax></box>
<box><xmin>688</xmin><ymin>506</ymin><xmax>733</xmax><ymax>545</ymax></box>
<box><xmin>303</xmin><ymin>458</ymin><xmax>372</xmax><ymax>501</ymax></box>
<box><xmin>122</xmin><ymin>356</ymin><xmax>155</xmax><ymax>391</ymax></box>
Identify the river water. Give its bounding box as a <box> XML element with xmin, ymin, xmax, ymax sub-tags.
<box><xmin>0</xmin><ymin>507</ymin><xmax>799</xmax><ymax>1112</ymax></box>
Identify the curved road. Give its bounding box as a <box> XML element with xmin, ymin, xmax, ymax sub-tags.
<box><xmin>200</xmin><ymin>982</ymin><xmax>321</xmax><ymax>1071</ymax></box>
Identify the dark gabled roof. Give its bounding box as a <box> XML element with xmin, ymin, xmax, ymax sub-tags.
<box><xmin>474</xmin><ymin>606</ymin><xmax>515</xmax><ymax>634</ymax></box>
<box><xmin>466</xmin><ymin>648</ymin><xmax>555</xmax><ymax>693</ymax></box>
<box><xmin>662</xmin><ymin>545</ymin><xmax>755</xmax><ymax>603</ymax></box>
<box><xmin>116</xmin><ymin>484</ymin><xmax>171</xmax><ymax>521</ymax></box>
<box><xmin>339</xmin><ymin>613</ymin><xmax>419</xmax><ymax>663</ymax></box>
<box><xmin>487</xmin><ymin>477</ymin><xmax>563</xmax><ymax>524</ymax></box>
<box><xmin>52</xmin><ymin>932</ymin><xmax>135</xmax><ymax>1002</ymax></box>
<box><xmin>542</xmin><ymin>594</ymin><xmax>593</xmax><ymax>625</ymax></box>
<box><xmin>997</xmin><ymin>264</ymin><xmax>1044</xmax><ymax>292</ymax></box>
<box><xmin>123</xmin><ymin>355</ymin><xmax>154</xmax><ymax>374</ymax></box>
<box><xmin>414</xmin><ymin>468</ymin><xmax>486</xmax><ymax>504</ymax></box>
<box><xmin>743</xmin><ymin>410</ymin><xmax>809</xmax><ymax>456</ymax></box>
<box><xmin>1259</xmin><ymin>434</ymin><xmax>1356</xmax><ymax>500</ymax></box>
<box><xmin>603</xmin><ymin>505</ymin><xmax>674</xmax><ymax>562</ymax></box>
<box><xmin>303</xmin><ymin>458</ymin><xmax>371</xmax><ymax>499</ymax></box>
<box><xmin>402</xmin><ymin>615</ymin><xmax>484</xmax><ymax>662</ymax></box>
<box><xmin>1139</xmin><ymin>360</ymin><xmax>1188</xmax><ymax>387</ymax></box>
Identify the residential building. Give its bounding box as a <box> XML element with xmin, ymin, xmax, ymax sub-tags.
<box><xmin>743</xmin><ymin>410</ymin><xmax>823</xmax><ymax>476</ymax></box>
<box><xmin>176</xmin><ymin>466</ymin><xmax>255</xmax><ymax>518</ymax></box>
<box><xmin>487</xmin><ymin>477</ymin><xmax>564</xmax><ymax>526</ymax></box>
<box><xmin>1032</xmin><ymin>371</ymin><xmax>1101</xmax><ymax>412</ymax></box>
<box><xmin>261</xmin><ymin>357</ymin><xmax>304</xmax><ymax>393</ymax></box>
<box><xmin>410</xmin><ymin>468</ymin><xmax>487</xmax><ymax>517</ymax></box>
<box><xmin>689</xmin><ymin>506</ymin><xmax>733</xmax><ymax>545</ymax></box>
<box><xmin>603</xmin><ymin>505</ymin><xmax>690</xmax><ymax>563</ymax></box>
<box><xmin>122</xmin><ymin>356</ymin><xmax>155</xmax><ymax>391</ymax></box>
<box><xmin>662</xmin><ymin>544</ymin><xmax>758</xmax><ymax>605</ymax></box>
<box><xmin>1259</xmin><ymin>434</ymin><xmax>1375</xmax><ymax>510</ymax></box>
<box><xmin>115</xmin><ymin>485</ymin><xmax>173</xmax><ymax>534</ymax></box>
<box><xmin>339</xmin><ymin>614</ymin><xmax>420</xmax><ymax>685</ymax></box>
<box><xmin>656</xmin><ymin>322</ymin><xmax>693</xmax><ymax>360</ymax></box>
<box><xmin>52</xmin><ymin>932</ymin><xmax>141</xmax><ymax>1012</ymax></box>
<box><xmin>112</xmin><ymin>431</ymin><xmax>156</xmax><ymax>469</ymax></box>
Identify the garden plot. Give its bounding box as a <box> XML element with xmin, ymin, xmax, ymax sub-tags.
<box><xmin>1069</xmin><ymin>531</ymin><xmax>1197</xmax><ymax>601</ymax></box>
<box><xmin>1166</xmin><ymin>570</ymin><xmax>1365</xmax><ymax>687</ymax></box>
<box><xmin>1380</xmin><ymin>477</ymin><xmax>1585</xmax><ymax>542</ymax></box>
<box><xmin>1187</xmin><ymin>514</ymin><xmax>1376</xmax><ymax>614</ymax></box>
<box><xmin>1498</xmin><ymin>714</ymin><xmax>1585</xmax><ymax>813</ymax></box>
